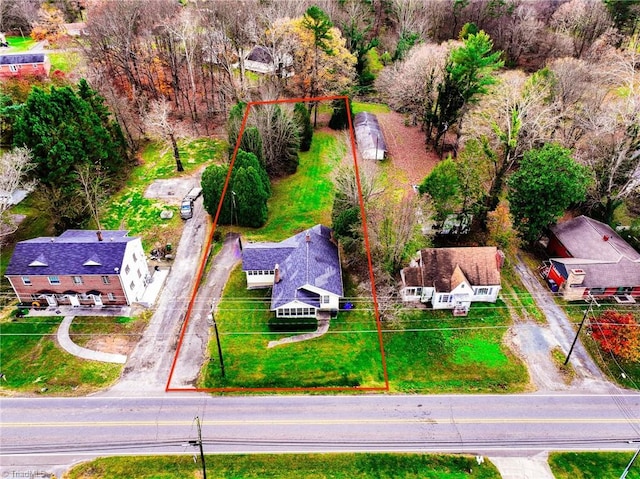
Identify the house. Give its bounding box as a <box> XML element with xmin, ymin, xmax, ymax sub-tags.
<box><xmin>546</xmin><ymin>215</ymin><xmax>640</xmax><ymax>301</ymax></box>
<box><xmin>244</xmin><ymin>45</ymin><xmax>293</xmax><ymax>78</ymax></box>
<box><xmin>400</xmin><ymin>247</ymin><xmax>503</xmax><ymax>316</ymax></box>
<box><xmin>0</xmin><ymin>53</ymin><xmax>50</xmax><ymax>79</ymax></box>
<box><xmin>242</xmin><ymin>225</ymin><xmax>343</xmax><ymax>319</ymax></box>
<box><xmin>5</xmin><ymin>230</ymin><xmax>150</xmax><ymax>307</ymax></box>
<box><xmin>354</xmin><ymin>112</ymin><xmax>387</xmax><ymax>161</ymax></box>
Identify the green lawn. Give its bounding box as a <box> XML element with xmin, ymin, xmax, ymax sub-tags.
<box><xmin>69</xmin><ymin>315</ymin><xmax>148</xmax><ymax>348</ymax></box>
<box><xmin>238</xmin><ymin>131</ymin><xmax>343</xmax><ymax>242</ymax></box>
<box><xmin>549</xmin><ymin>451</ymin><xmax>640</xmax><ymax>479</ymax></box>
<box><xmin>5</xmin><ymin>35</ymin><xmax>36</xmax><ymax>52</ymax></box>
<box><xmin>101</xmin><ymin>137</ymin><xmax>224</xmax><ymax>249</ymax></box>
<box><xmin>0</xmin><ymin>316</ymin><xmax>121</xmax><ymax>395</ymax></box>
<box><xmin>384</xmin><ymin>302</ymin><xmax>530</xmax><ymax>393</ymax></box>
<box><xmin>352</xmin><ymin>101</ymin><xmax>391</xmax><ymax>115</ymax></box>
<box><xmin>202</xmin><ymin>266</ymin><xmax>384</xmax><ymax>389</ymax></box>
<box><xmin>500</xmin><ymin>258</ymin><xmax>545</xmax><ymax>323</ymax></box>
<box><xmin>66</xmin><ymin>453</ymin><xmax>501</xmax><ymax>479</ymax></box>
<box><xmin>48</xmin><ymin>51</ymin><xmax>83</xmax><ymax>73</ymax></box>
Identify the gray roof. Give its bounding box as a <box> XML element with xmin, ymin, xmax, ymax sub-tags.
<box><xmin>0</xmin><ymin>53</ymin><xmax>46</xmax><ymax>65</ymax></box>
<box><xmin>242</xmin><ymin>225</ymin><xmax>343</xmax><ymax>309</ymax></box>
<box><xmin>5</xmin><ymin>230</ymin><xmax>136</xmax><ymax>276</ymax></box>
<box><xmin>550</xmin><ymin>215</ymin><xmax>640</xmax><ymax>262</ymax></box>
<box><xmin>551</xmin><ymin>257</ymin><xmax>640</xmax><ymax>289</ymax></box>
<box><xmin>354</xmin><ymin>112</ymin><xmax>387</xmax><ymax>155</ymax></box>
<box><xmin>246</xmin><ymin>46</ymin><xmax>273</xmax><ymax>64</ymax></box>
<box><xmin>402</xmin><ymin>247</ymin><xmax>501</xmax><ymax>291</ymax></box>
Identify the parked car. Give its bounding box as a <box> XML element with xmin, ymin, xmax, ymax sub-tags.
<box><xmin>180</xmin><ymin>187</ymin><xmax>202</xmax><ymax>220</ymax></box>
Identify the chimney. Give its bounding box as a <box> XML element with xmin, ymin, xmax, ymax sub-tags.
<box><xmin>96</xmin><ymin>231</ymin><xmax>103</xmax><ymax>242</ymax></box>
<box><xmin>274</xmin><ymin>264</ymin><xmax>280</xmax><ymax>283</ymax></box>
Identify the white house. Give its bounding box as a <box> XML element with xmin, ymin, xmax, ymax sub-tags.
<box><xmin>242</xmin><ymin>225</ymin><xmax>343</xmax><ymax>318</ymax></box>
<box><xmin>244</xmin><ymin>45</ymin><xmax>294</xmax><ymax>78</ymax></box>
<box><xmin>401</xmin><ymin>247</ymin><xmax>503</xmax><ymax>316</ymax></box>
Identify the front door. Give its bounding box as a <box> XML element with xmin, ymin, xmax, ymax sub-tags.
<box><xmin>92</xmin><ymin>294</ymin><xmax>103</xmax><ymax>307</ymax></box>
<box><xmin>68</xmin><ymin>295</ymin><xmax>80</xmax><ymax>307</ymax></box>
<box><xmin>45</xmin><ymin>295</ymin><xmax>57</xmax><ymax>307</ymax></box>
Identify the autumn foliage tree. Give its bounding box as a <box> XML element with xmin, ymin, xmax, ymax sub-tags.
<box><xmin>591</xmin><ymin>310</ymin><xmax>640</xmax><ymax>362</ymax></box>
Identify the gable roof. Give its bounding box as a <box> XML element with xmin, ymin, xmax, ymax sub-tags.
<box><xmin>354</xmin><ymin>112</ymin><xmax>387</xmax><ymax>154</ymax></box>
<box><xmin>403</xmin><ymin>247</ymin><xmax>501</xmax><ymax>291</ymax></box>
<box><xmin>0</xmin><ymin>53</ymin><xmax>46</xmax><ymax>65</ymax></box>
<box><xmin>550</xmin><ymin>215</ymin><xmax>640</xmax><ymax>262</ymax></box>
<box><xmin>242</xmin><ymin>225</ymin><xmax>343</xmax><ymax>309</ymax></box>
<box><xmin>5</xmin><ymin>230</ymin><xmax>137</xmax><ymax>277</ymax></box>
<box><xmin>246</xmin><ymin>45</ymin><xmax>273</xmax><ymax>64</ymax></box>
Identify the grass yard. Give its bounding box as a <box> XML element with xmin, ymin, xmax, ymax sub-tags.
<box><xmin>500</xmin><ymin>258</ymin><xmax>545</xmax><ymax>323</ymax></box>
<box><xmin>65</xmin><ymin>453</ymin><xmax>501</xmax><ymax>479</ymax></box>
<box><xmin>239</xmin><ymin>131</ymin><xmax>343</xmax><ymax>242</ymax></box>
<box><xmin>352</xmin><ymin>101</ymin><xmax>391</xmax><ymax>115</ymax></box>
<box><xmin>201</xmin><ymin>266</ymin><xmax>384</xmax><ymax>389</ymax></box>
<box><xmin>384</xmin><ymin>302</ymin><xmax>530</xmax><ymax>393</ymax></box>
<box><xmin>101</xmin><ymin>137</ymin><xmax>224</xmax><ymax>249</ymax></box>
<box><xmin>549</xmin><ymin>451</ymin><xmax>640</xmax><ymax>479</ymax></box>
<box><xmin>49</xmin><ymin>51</ymin><xmax>83</xmax><ymax>74</ymax></box>
<box><xmin>69</xmin><ymin>315</ymin><xmax>148</xmax><ymax>352</ymax></box>
<box><xmin>0</xmin><ymin>316</ymin><xmax>121</xmax><ymax>395</ymax></box>
<box><xmin>5</xmin><ymin>35</ymin><xmax>36</xmax><ymax>51</ymax></box>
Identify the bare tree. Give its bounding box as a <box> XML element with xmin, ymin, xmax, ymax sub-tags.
<box><xmin>375</xmin><ymin>42</ymin><xmax>450</xmax><ymax>126</ymax></box>
<box><xmin>551</xmin><ymin>0</ymin><xmax>613</xmax><ymax>58</ymax></box>
<box><xmin>144</xmin><ymin>98</ymin><xmax>187</xmax><ymax>172</ymax></box>
<box><xmin>0</xmin><ymin>147</ymin><xmax>35</xmax><ymax>241</ymax></box>
<box><xmin>332</xmin><ymin>161</ymin><xmax>384</xmax><ymax>210</ymax></box>
<box><xmin>75</xmin><ymin>163</ymin><xmax>107</xmax><ymax>231</ymax></box>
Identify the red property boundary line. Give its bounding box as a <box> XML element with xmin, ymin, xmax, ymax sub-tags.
<box><xmin>165</xmin><ymin>95</ymin><xmax>389</xmax><ymax>393</ymax></box>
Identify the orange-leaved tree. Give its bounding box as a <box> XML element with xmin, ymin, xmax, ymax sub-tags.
<box><xmin>591</xmin><ymin>310</ymin><xmax>640</xmax><ymax>362</ymax></box>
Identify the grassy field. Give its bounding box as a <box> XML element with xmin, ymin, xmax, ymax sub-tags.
<box><xmin>385</xmin><ymin>302</ymin><xmax>529</xmax><ymax>393</ymax></box>
<box><xmin>65</xmin><ymin>453</ymin><xmax>501</xmax><ymax>479</ymax></box>
<box><xmin>0</xmin><ymin>316</ymin><xmax>121</xmax><ymax>395</ymax></box>
<box><xmin>352</xmin><ymin>101</ymin><xmax>391</xmax><ymax>115</ymax></box>
<box><xmin>69</xmin><ymin>315</ymin><xmax>149</xmax><ymax>349</ymax></box>
<box><xmin>201</xmin><ymin>266</ymin><xmax>384</xmax><ymax>389</ymax></box>
<box><xmin>49</xmin><ymin>51</ymin><xmax>83</xmax><ymax>74</ymax></box>
<box><xmin>499</xmin><ymin>258</ymin><xmax>546</xmax><ymax>323</ymax></box>
<box><xmin>5</xmin><ymin>35</ymin><xmax>36</xmax><ymax>51</ymax></box>
<box><xmin>101</xmin><ymin>137</ymin><xmax>224</xmax><ymax>250</ymax></box>
<box><xmin>549</xmin><ymin>451</ymin><xmax>640</xmax><ymax>479</ymax></box>
<box><xmin>238</xmin><ymin>131</ymin><xmax>343</xmax><ymax>242</ymax></box>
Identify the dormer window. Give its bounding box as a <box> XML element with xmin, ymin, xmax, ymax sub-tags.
<box><xmin>29</xmin><ymin>254</ymin><xmax>48</xmax><ymax>267</ymax></box>
<box><xmin>83</xmin><ymin>258</ymin><xmax>102</xmax><ymax>266</ymax></box>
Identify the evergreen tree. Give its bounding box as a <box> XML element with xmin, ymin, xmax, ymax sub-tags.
<box><xmin>329</xmin><ymin>97</ymin><xmax>352</xmax><ymax>130</ymax></box>
<box><xmin>294</xmin><ymin>102</ymin><xmax>313</xmax><ymax>152</ymax></box>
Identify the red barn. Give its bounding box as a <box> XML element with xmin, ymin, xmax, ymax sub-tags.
<box><xmin>0</xmin><ymin>53</ymin><xmax>51</xmax><ymax>79</ymax></box>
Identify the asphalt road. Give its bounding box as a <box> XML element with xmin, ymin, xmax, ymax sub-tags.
<box><xmin>2</xmin><ymin>393</ymin><xmax>639</xmax><ymax>475</ymax></box>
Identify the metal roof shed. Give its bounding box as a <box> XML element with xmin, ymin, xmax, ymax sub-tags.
<box><xmin>354</xmin><ymin>112</ymin><xmax>387</xmax><ymax>161</ymax></box>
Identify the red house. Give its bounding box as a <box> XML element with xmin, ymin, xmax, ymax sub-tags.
<box><xmin>546</xmin><ymin>216</ymin><xmax>640</xmax><ymax>301</ymax></box>
<box><xmin>0</xmin><ymin>53</ymin><xmax>51</xmax><ymax>79</ymax></box>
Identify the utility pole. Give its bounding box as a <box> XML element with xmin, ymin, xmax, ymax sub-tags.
<box><xmin>209</xmin><ymin>303</ymin><xmax>225</xmax><ymax>378</ymax></box>
<box><xmin>189</xmin><ymin>416</ymin><xmax>207</xmax><ymax>479</ymax></box>
<box><xmin>565</xmin><ymin>294</ymin><xmax>598</xmax><ymax>366</ymax></box>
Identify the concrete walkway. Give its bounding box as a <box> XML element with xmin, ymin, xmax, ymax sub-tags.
<box><xmin>490</xmin><ymin>453</ymin><xmax>555</xmax><ymax>479</ymax></box>
<box><xmin>267</xmin><ymin>315</ymin><xmax>331</xmax><ymax>348</ymax></box>
<box><xmin>57</xmin><ymin>316</ymin><xmax>127</xmax><ymax>364</ymax></box>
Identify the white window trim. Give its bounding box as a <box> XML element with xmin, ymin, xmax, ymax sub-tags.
<box><xmin>21</xmin><ymin>276</ymin><xmax>31</xmax><ymax>285</ymax></box>
<box><xmin>48</xmin><ymin>276</ymin><xmax>60</xmax><ymax>285</ymax></box>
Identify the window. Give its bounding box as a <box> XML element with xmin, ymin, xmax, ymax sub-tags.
<box><xmin>137</xmin><ymin>269</ymin><xmax>142</xmax><ymax>278</ymax></box>
<box><xmin>132</xmin><ymin>253</ymin><xmax>137</xmax><ymax>262</ymax></box>
<box><xmin>102</xmin><ymin>276</ymin><xmax>110</xmax><ymax>284</ymax></box>
<box><xmin>48</xmin><ymin>276</ymin><xmax>60</xmax><ymax>285</ymax></box>
<box><xmin>72</xmin><ymin>276</ymin><xmax>83</xmax><ymax>284</ymax></box>
<box><xmin>475</xmin><ymin>287</ymin><xmax>489</xmax><ymax>295</ymax></box>
<box><xmin>130</xmin><ymin>281</ymin><xmax>135</xmax><ymax>290</ymax></box>
<box><xmin>125</xmin><ymin>265</ymin><xmax>130</xmax><ymax>275</ymax></box>
<box><xmin>439</xmin><ymin>294</ymin><xmax>450</xmax><ymax>303</ymax></box>
<box><xmin>108</xmin><ymin>293</ymin><xmax>116</xmax><ymax>301</ymax></box>
<box><xmin>30</xmin><ymin>294</ymin><xmax>39</xmax><ymax>300</ymax></box>
<box><xmin>9</xmin><ymin>65</ymin><xmax>18</xmax><ymax>72</ymax></box>
<box><xmin>21</xmin><ymin>276</ymin><xmax>31</xmax><ymax>285</ymax></box>
<box><xmin>322</xmin><ymin>295</ymin><xmax>330</xmax><ymax>304</ymax></box>
<box><xmin>589</xmin><ymin>287</ymin><xmax>605</xmax><ymax>295</ymax></box>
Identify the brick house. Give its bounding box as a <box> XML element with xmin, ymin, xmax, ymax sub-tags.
<box><xmin>5</xmin><ymin>230</ymin><xmax>150</xmax><ymax>307</ymax></box>
<box><xmin>0</xmin><ymin>53</ymin><xmax>51</xmax><ymax>79</ymax></box>
<box><xmin>400</xmin><ymin>247</ymin><xmax>503</xmax><ymax>316</ymax></box>
<box><xmin>546</xmin><ymin>215</ymin><xmax>640</xmax><ymax>301</ymax></box>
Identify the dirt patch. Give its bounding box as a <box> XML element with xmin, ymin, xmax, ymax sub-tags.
<box><xmin>376</xmin><ymin>111</ymin><xmax>440</xmax><ymax>187</ymax></box>
<box><xmin>85</xmin><ymin>336</ymin><xmax>137</xmax><ymax>356</ymax></box>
